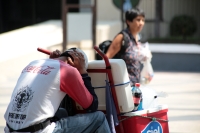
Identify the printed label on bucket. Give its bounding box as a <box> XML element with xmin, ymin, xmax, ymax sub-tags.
<box><xmin>141</xmin><ymin>121</ymin><xmax>163</xmax><ymax>133</ymax></box>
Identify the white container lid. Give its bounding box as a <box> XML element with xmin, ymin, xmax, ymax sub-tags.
<box><xmin>122</xmin><ymin>104</ymin><xmax>168</xmax><ymax>116</ymax></box>
<box><xmin>147</xmin><ymin>104</ymin><xmax>168</xmax><ymax>114</ymax></box>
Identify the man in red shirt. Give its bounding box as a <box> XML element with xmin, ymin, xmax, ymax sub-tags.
<box><xmin>4</xmin><ymin>48</ymin><xmax>111</xmax><ymax>133</ymax></box>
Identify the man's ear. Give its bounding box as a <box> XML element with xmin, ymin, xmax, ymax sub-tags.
<box><xmin>67</xmin><ymin>57</ymin><xmax>74</xmax><ymax>66</ymax></box>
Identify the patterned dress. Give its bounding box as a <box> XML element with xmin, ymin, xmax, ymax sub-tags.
<box><xmin>120</xmin><ymin>28</ymin><xmax>145</xmax><ymax>87</ymax></box>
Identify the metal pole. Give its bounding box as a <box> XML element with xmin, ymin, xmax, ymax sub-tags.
<box><xmin>62</xmin><ymin>0</ymin><xmax>67</xmax><ymax>52</ymax></box>
<box><xmin>155</xmin><ymin>0</ymin><xmax>160</xmax><ymax>38</ymax></box>
<box><xmin>62</xmin><ymin>2</ymin><xmax>95</xmax><ymax>52</ymax></box>
<box><xmin>121</xmin><ymin>0</ymin><xmax>124</xmax><ymax>29</ymax></box>
<box><xmin>92</xmin><ymin>0</ymin><xmax>97</xmax><ymax>47</ymax></box>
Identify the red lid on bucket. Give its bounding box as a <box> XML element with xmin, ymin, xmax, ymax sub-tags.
<box><xmin>135</xmin><ymin>83</ymin><xmax>140</xmax><ymax>87</ymax></box>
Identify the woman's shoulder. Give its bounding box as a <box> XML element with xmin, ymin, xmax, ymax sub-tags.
<box><xmin>118</xmin><ymin>28</ymin><xmax>128</xmax><ymax>35</ymax></box>
<box><xmin>113</xmin><ymin>33</ymin><xmax>124</xmax><ymax>42</ymax></box>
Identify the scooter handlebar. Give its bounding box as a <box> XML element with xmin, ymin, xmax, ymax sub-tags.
<box><xmin>37</xmin><ymin>47</ymin><xmax>50</xmax><ymax>55</ymax></box>
<box><xmin>37</xmin><ymin>47</ymin><xmax>111</xmax><ymax>68</ymax></box>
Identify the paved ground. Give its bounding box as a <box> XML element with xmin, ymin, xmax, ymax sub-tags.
<box><xmin>0</xmin><ymin>50</ymin><xmax>200</xmax><ymax>133</ymax></box>
<box><xmin>148</xmin><ymin>71</ymin><xmax>200</xmax><ymax>133</ymax></box>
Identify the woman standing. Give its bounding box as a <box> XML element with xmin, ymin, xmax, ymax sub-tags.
<box><xmin>106</xmin><ymin>8</ymin><xmax>146</xmax><ymax>87</ymax></box>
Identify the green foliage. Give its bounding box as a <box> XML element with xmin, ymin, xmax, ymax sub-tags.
<box><xmin>170</xmin><ymin>15</ymin><xmax>197</xmax><ymax>40</ymax></box>
<box><xmin>112</xmin><ymin>0</ymin><xmax>140</xmax><ymax>10</ymax></box>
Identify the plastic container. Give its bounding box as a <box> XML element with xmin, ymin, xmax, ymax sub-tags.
<box><xmin>116</xmin><ymin>104</ymin><xmax>169</xmax><ymax>133</ymax></box>
<box><xmin>76</xmin><ymin>59</ymin><xmax>134</xmax><ymax>113</ymax></box>
<box><xmin>140</xmin><ymin>85</ymin><xmax>158</xmax><ymax>109</ymax></box>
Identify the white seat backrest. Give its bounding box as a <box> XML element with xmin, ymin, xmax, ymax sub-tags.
<box><xmin>77</xmin><ymin>59</ymin><xmax>134</xmax><ymax>113</ymax></box>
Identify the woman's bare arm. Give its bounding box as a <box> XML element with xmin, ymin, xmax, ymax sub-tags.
<box><xmin>105</xmin><ymin>34</ymin><xmax>124</xmax><ymax>58</ymax></box>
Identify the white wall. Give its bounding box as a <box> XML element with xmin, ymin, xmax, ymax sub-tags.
<box><xmin>80</xmin><ymin>0</ymin><xmax>91</xmax><ymax>12</ymax></box>
<box><xmin>97</xmin><ymin>0</ymin><xmax>121</xmax><ymax>21</ymax></box>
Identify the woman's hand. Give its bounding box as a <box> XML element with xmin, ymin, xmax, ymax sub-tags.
<box><xmin>50</xmin><ymin>49</ymin><xmax>61</xmax><ymax>59</ymax></box>
<box><xmin>67</xmin><ymin>50</ymin><xmax>87</xmax><ymax>74</ymax></box>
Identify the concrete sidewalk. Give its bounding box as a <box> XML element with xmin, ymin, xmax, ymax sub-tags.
<box><xmin>148</xmin><ymin>72</ymin><xmax>200</xmax><ymax>133</ymax></box>
<box><xmin>0</xmin><ymin>53</ymin><xmax>200</xmax><ymax>133</ymax></box>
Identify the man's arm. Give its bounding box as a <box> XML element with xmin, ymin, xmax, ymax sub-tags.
<box><xmin>81</xmin><ymin>74</ymin><xmax>98</xmax><ymax>112</ymax></box>
<box><xmin>61</xmin><ymin>50</ymin><xmax>98</xmax><ymax>112</ymax></box>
